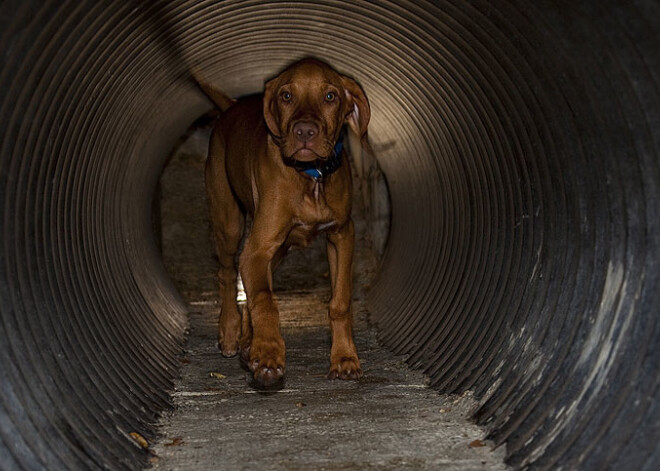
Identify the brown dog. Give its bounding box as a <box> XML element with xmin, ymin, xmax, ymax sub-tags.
<box><xmin>201</xmin><ymin>59</ymin><xmax>370</xmax><ymax>388</ymax></box>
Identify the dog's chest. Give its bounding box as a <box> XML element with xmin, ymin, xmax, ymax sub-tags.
<box><xmin>287</xmin><ymin>220</ymin><xmax>337</xmax><ymax>247</ymax></box>
<box><xmin>287</xmin><ymin>184</ymin><xmax>343</xmax><ymax>247</ymax></box>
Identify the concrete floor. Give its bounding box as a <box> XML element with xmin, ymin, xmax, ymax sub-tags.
<box><xmin>150</xmin><ymin>125</ymin><xmax>509</xmax><ymax>470</ymax></box>
<box><xmin>150</xmin><ymin>289</ymin><xmax>508</xmax><ymax>471</ymax></box>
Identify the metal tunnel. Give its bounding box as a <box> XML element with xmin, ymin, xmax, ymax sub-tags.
<box><xmin>1</xmin><ymin>0</ymin><xmax>659</xmax><ymax>469</ymax></box>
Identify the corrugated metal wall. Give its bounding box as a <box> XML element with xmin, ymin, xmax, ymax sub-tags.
<box><xmin>1</xmin><ymin>1</ymin><xmax>659</xmax><ymax>469</ymax></box>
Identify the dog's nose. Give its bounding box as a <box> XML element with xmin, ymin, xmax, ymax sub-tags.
<box><xmin>293</xmin><ymin>121</ymin><xmax>319</xmax><ymax>142</ymax></box>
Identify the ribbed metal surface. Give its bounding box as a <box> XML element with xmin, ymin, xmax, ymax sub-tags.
<box><xmin>0</xmin><ymin>1</ymin><xmax>191</xmax><ymax>469</ymax></box>
<box><xmin>1</xmin><ymin>0</ymin><xmax>659</xmax><ymax>470</ymax></box>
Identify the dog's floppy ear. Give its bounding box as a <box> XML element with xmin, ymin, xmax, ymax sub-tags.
<box><xmin>263</xmin><ymin>77</ymin><xmax>281</xmax><ymax>137</ymax></box>
<box><xmin>341</xmin><ymin>76</ymin><xmax>370</xmax><ymax>141</ymax></box>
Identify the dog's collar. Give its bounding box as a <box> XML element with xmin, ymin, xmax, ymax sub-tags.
<box><xmin>283</xmin><ymin>127</ymin><xmax>346</xmax><ymax>182</ymax></box>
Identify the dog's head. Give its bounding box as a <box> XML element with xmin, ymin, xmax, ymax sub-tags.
<box><xmin>263</xmin><ymin>58</ymin><xmax>370</xmax><ymax>163</ymax></box>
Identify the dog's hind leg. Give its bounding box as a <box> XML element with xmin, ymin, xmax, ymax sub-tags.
<box><xmin>206</xmin><ymin>128</ymin><xmax>244</xmax><ymax>357</ymax></box>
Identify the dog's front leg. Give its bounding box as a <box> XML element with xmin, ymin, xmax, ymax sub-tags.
<box><xmin>326</xmin><ymin>219</ymin><xmax>362</xmax><ymax>380</ymax></box>
<box><xmin>239</xmin><ymin>218</ymin><xmax>288</xmax><ymax>388</ymax></box>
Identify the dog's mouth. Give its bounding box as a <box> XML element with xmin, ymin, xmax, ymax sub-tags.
<box><xmin>280</xmin><ymin>127</ymin><xmax>346</xmax><ymax>179</ymax></box>
<box><xmin>287</xmin><ymin>146</ymin><xmax>327</xmax><ymax>162</ymax></box>
<box><xmin>280</xmin><ymin>124</ymin><xmax>342</xmax><ymax>163</ymax></box>
<box><xmin>282</xmin><ymin>136</ymin><xmax>336</xmax><ymax>162</ymax></box>
<box><xmin>279</xmin><ymin>122</ymin><xmax>335</xmax><ymax>162</ymax></box>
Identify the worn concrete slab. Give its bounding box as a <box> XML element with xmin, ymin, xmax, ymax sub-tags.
<box><xmin>149</xmin><ymin>286</ymin><xmax>508</xmax><ymax>471</ymax></box>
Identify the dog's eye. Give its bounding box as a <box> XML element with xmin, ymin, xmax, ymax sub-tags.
<box><xmin>281</xmin><ymin>91</ymin><xmax>292</xmax><ymax>102</ymax></box>
<box><xmin>325</xmin><ymin>91</ymin><xmax>337</xmax><ymax>102</ymax></box>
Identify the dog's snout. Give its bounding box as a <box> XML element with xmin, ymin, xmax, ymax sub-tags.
<box><xmin>293</xmin><ymin>121</ymin><xmax>319</xmax><ymax>143</ymax></box>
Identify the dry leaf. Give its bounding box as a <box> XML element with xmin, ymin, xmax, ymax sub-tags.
<box><xmin>209</xmin><ymin>372</ymin><xmax>227</xmax><ymax>379</ymax></box>
<box><xmin>129</xmin><ymin>432</ymin><xmax>149</xmax><ymax>449</ymax></box>
<box><xmin>469</xmin><ymin>439</ymin><xmax>486</xmax><ymax>448</ymax></box>
<box><xmin>439</xmin><ymin>408</ymin><xmax>451</xmax><ymax>413</ymax></box>
<box><xmin>164</xmin><ymin>437</ymin><xmax>184</xmax><ymax>447</ymax></box>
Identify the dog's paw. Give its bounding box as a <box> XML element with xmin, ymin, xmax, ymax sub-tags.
<box><xmin>218</xmin><ymin>312</ymin><xmax>241</xmax><ymax>357</ymax></box>
<box><xmin>251</xmin><ymin>364</ymin><xmax>285</xmax><ymax>390</ymax></box>
<box><xmin>217</xmin><ymin>337</ymin><xmax>239</xmax><ymax>358</ymax></box>
<box><xmin>249</xmin><ymin>337</ymin><xmax>286</xmax><ymax>389</ymax></box>
<box><xmin>218</xmin><ymin>340</ymin><xmax>238</xmax><ymax>358</ymax></box>
<box><xmin>328</xmin><ymin>356</ymin><xmax>363</xmax><ymax>380</ymax></box>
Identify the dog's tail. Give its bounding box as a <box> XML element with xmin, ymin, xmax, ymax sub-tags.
<box><xmin>192</xmin><ymin>69</ymin><xmax>236</xmax><ymax>112</ymax></box>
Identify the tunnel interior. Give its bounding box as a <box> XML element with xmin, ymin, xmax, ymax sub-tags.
<box><xmin>1</xmin><ymin>1</ymin><xmax>660</xmax><ymax>470</ymax></box>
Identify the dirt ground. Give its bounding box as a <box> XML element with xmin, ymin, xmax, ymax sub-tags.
<box><xmin>150</xmin><ymin>122</ymin><xmax>509</xmax><ymax>470</ymax></box>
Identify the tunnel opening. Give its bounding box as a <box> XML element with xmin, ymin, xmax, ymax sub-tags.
<box><xmin>1</xmin><ymin>1</ymin><xmax>660</xmax><ymax>470</ymax></box>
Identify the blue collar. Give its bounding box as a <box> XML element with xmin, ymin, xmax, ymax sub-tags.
<box><xmin>285</xmin><ymin>127</ymin><xmax>346</xmax><ymax>182</ymax></box>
